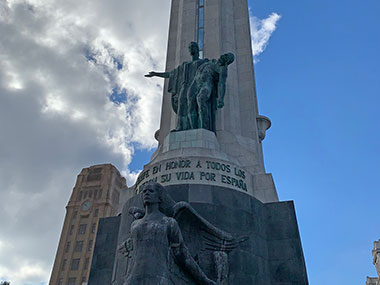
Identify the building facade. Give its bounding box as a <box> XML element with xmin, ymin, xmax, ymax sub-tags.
<box><xmin>49</xmin><ymin>164</ymin><xmax>126</xmax><ymax>285</ymax></box>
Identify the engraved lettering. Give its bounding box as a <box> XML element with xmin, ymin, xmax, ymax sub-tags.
<box><xmin>200</xmin><ymin>172</ymin><xmax>216</xmax><ymax>181</ymax></box>
<box><xmin>153</xmin><ymin>165</ymin><xmax>161</xmax><ymax>174</ymax></box>
<box><xmin>176</xmin><ymin>172</ymin><xmax>195</xmax><ymax>181</ymax></box>
<box><xmin>161</xmin><ymin>174</ymin><xmax>171</xmax><ymax>183</ymax></box>
<box><xmin>206</xmin><ymin>161</ymin><xmax>231</xmax><ymax>173</ymax></box>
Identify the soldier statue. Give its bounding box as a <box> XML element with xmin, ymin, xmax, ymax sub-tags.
<box><xmin>146</xmin><ymin>43</ymin><xmax>234</xmax><ymax>133</ymax></box>
<box><xmin>145</xmin><ymin>42</ymin><xmax>207</xmax><ymax>131</ymax></box>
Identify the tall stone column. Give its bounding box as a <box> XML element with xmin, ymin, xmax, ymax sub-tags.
<box><xmin>140</xmin><ymin>0</ymin><xmax>277</xmax><ymax>202</ymax></box>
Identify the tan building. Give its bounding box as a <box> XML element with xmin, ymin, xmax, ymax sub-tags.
<box><xmin>49</xmin><ymin>164</ymin><xmax>126</xmax><ymax>285</ymax></box>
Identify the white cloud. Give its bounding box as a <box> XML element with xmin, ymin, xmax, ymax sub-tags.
<box><xmin>0</xmin><ymin>0</ymin><xmax>170</xmax><ymax>283</ymax></box>
<box><xmin>250</xmin><ymin>12</ymin><xmax>281</xmax><ymax>60</ymax></box>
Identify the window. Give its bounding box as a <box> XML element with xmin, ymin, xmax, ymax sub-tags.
<box><xmin>71</xmin><ymin>259</ymin><xmax>80</xmax><ymax>271</ymax></box>
<box><xmin>87</xmin><ymin>240</ymin><xmax>93</xmax><ymax>252</ymax></box>
<box><xmin>82</xmin><ymin>276</ymin><xmax>86</xmax><ymax>283</ymax></box>
<box><xmin>91</xmin><ymin>223</ymin><xmax>96</xmax><ymax>234</ymax></box>
<box><xmin>61</xmin><ymin>259</ymin><xmax>67</xmax><ymax>271</ymax></box>
<box><xmin>83</xmin><ymin>191</ymin><xmax>88</xmax><ymax>199</ymax></box>
<box><xmin>94</xmin><ymin>208</ymin><xmax>99</xmax><ymax>217</ymax></box>
<box><xmin>84</xmin><ymin>257</ymin><xmax>90</xmax><ymax>270</ymax></box>
<box><xmin>97</xmin><ymin>190</ymin><xmax>102</xmax><ymax>199</ymax></box>
<box><xmin>69</xmin><ymin>225</ymin><xmax>74</xmax><ymax>235</ymax></box>
<box><xmin>72</xmin><ymin>210</ymin><xmax>78</xmax><ymax>219</ymax></box>
<box><xmin>90</xmin><ymin>167</ymin><xmax>102</xmax><ymax>174</ymax></box>
<box><xmin>78</xmin><ymin>191</ymin><xmax>83</xmax><ymax>201</ymax></box>
<box><xmin>78</xmin><ymin>224</ymin><xmax>87</xmax><ymax>235</ymax></box>
<box><xmin>87</xmin><ymin>173</ymin><xmax>102</xmax><ymax>181</ymax></box>
<box><xmin>75</xmin><ymin>241</ymin><xmax>84</xmax><ymax>252</ymax></box>
<box><xmin>65</xmin><ymin>242</ymin><xmax>71</xmax><ymax>253</ymax></box>
<box><xmin>88</xmin><ymin>190</ymin><xmax>92</xmax><ymax>198</ymax></box>
<box><xmin>197</xmin><ymin>0</ymin><xmax>205</xmax><ymax>58</ymax></box>
<box><xmin>58</xmin><ymin>278</ymin><xmax>63</xmax><ymax>285</ymax></box>
<box><xmin>68</xmin><ymin>277</ymin><xmax>76</xmax><ymax>285</ymax></box>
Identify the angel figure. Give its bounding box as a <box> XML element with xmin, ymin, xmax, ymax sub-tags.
<box><xmin>119</xmin><ymin>182</ymin><xmax>247</xmax><ymax>285</ymax></box>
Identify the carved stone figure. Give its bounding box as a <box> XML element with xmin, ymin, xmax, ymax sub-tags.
<box><xmin>187</xmin><ymin>53</ymin><xmax>235</xmax><ymax>131</ymax></box>
<box><xmin>119</xmin><ymin>182</ymin><xmax>247</xmax><ymax>285</ymax></box>
<box><xmin>373</xmin><ymin>240</ymin><xmax>380</xmax><ymax>278</ymax></box>
<box><xmin>145</xmin><ymin>42</ymin><xmax>207</xmax><ymax>131</ymax></box>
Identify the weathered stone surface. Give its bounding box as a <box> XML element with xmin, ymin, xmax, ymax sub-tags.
<box><xmin>130</xmin><ymin>129</ymin><xmax>278</xmax><ymax>203</ymax></box>
<box><xmin>366</xmin><ymin>277</ymin><xmax>379</xmax><ymax>285</ymax></box>
<box><xmin>92</xmin><ymin>184</ymin><xmax>308</xmax><ymax>284</ymax></box>
<box><xmin>156</xmin><ymin>0</ymin><xmax>272</xmax><ymax>183</ymax></box>
<box><xmin>88</xmin><ymin>216</ymin><xmax>121</xmax><ymax>285</ymax></box>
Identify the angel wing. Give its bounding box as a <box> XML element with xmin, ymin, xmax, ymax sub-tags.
<box><xmin>172</xmin><ymin>201</ymin><xmax>248</xmax><ymax>252</ymax></box>
<box><xmin>173</xmin><ymin>202</ymin><xmax>248</xmax><ymax>284</ymax></box>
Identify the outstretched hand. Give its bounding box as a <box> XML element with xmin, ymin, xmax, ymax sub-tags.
<box><xmin>217</xmin><ymin>100</ymin><xmax>224</xmax><ymax>108</ymax></box>
<box><xmin>144</xmin><ymin>71</ymin><xmax>156</xmax><ymax>78</ymax></box>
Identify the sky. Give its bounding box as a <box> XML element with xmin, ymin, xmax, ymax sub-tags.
<box><xmin>0</xmin><ymin>0</ymin><xmax>379</xmax><ymax>284</ymax></box>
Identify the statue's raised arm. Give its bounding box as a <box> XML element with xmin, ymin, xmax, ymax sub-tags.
<box><xmin>216</xmin><ymin>53</ymin><xmax>235</xmax><ymax>109</ymax></box>
<box><xmin>144</xmin><ymin>71</ymin><xmax>170</xmax><ymax>78</ymax></box>
<box><xmin>144</xmin><ymin>42</ymin><xmax>208</xmax><ymax>132</ymax></box>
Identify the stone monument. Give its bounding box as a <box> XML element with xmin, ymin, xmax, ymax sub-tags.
<box><xmin>88</xmin><ymin>0</ymin><xmax>308</xmax><ymax>284</ymax></box>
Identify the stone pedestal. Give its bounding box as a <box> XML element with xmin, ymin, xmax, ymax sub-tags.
<box><xmin>131</xmin><ymin>129</ymin><xmax>278</xmax><ymax>203</ymax></box>
<box><xmin>91</xmin><ymin>185</ymin><xmax>308</xmax><ymax>285</ymax></box>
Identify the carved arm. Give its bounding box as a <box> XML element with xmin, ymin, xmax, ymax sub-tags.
<box><xmin>144</xmin><ymin>71</ymin><xmax>170</xmax><ymax>78</ymax></box>
<box><xmin>217</xmin><ymin>67</ymin><xmax>228</xmax><ymax>108</ymax></box>
<box><xmin>171</xmin><ymin>243</ymin><xmax>216</xmax><ymax>285</ymax></box>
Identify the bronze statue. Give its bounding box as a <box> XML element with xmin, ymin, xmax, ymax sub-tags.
<box><xmin>119</xmin><ymin>182</ymin><xmax>247</xmax><ymax>284</ymax></box>
<box><xmin>145</xmin><ymin>43</ymin><xmax>235</xmax><ymax>133</ymax></box>
<box><xmin>145</xmin><ymin>42</ymin><xmax>207</xmax><ymax>131</ymax></box>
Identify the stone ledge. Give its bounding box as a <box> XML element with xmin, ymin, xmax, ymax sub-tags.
<box><xmin>163</xmin><ymin>129</ymin><xmax>221</xmax><ymax>153</ymax></box>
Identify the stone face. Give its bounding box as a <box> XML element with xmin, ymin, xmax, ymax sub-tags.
<box><xmin>92</xmin><ymin>184</ymin><xmax>308</xmax><ymax>284</ymax></box>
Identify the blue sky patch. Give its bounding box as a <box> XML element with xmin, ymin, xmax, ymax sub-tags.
<box><xmin>128</xmin><ymin>143</ymin><xmax>155</xmax><ymax>173</ymax></box>
<box><xmin>109</xmin><ymin>87</ymin><xmax>127</xmax><ymax>105</ymax></box>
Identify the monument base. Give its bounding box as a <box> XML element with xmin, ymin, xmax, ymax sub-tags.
<box><xmin>133</xmin><ymin>129</ymin><xmax>278</xmax><ymax>203</ymax></box>
<box><xmin>90</xmin><ymin>184</ymin><xmax>308</xmax><ymax>284</ymax></box>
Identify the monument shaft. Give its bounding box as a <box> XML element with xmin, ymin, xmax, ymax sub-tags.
<box><xmin>161</xmin><ymin>0</ymin><xmax>259</xmax><ymax>143</ymax></box>
<box><xmin>139</xmin><ymin>0</ymin><xmax>277</xmax><ymax>202</ymax></box>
